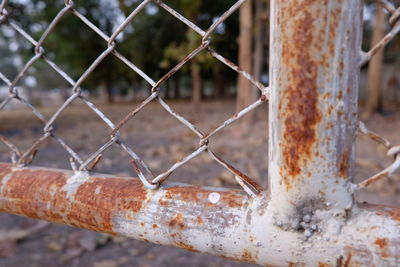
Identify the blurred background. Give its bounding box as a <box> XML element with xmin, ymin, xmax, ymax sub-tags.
<box><xmin>0</xmin><ymin>0</ymin><xmax>399</xmax><ymax>266</ymax></box>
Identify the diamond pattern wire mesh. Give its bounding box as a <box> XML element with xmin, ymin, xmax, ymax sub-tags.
<box><xmin>0</xmin><ymin>0</ymin><xmax>399</xmax><ymax>193</ymax></box>
<box><xmin>0</xmin><ymin>0</ymin><xmax>267</xmax><ymax>193</ymax></box>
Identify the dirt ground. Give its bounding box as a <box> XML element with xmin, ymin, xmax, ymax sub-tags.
<box><xmin>0</xmin><ymin>100</ymin><xmax>399</xmax><ymax>267</ymax></box>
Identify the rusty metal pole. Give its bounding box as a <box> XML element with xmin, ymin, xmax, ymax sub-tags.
<box><xmin>268</xmin><ymin>0</ymin><xmax>362</xmax><ymax>225</ymax></box>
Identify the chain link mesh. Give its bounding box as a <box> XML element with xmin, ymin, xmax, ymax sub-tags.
<box><xmin>356</xmin><ymin>0</ymin><xmax>400</xmax><ymax>189</ymax></box>
<box><xmin>0</xmin><ymin>0</ymin><xmax>398</xmax><ymax>193</ymax></box>
<box><xmin>360</xmin><ymin>0</ymin><xmax>400</xmax><ymax>66</ymax></box>
<box><xmin>0</xmin><ymin>0</ymin><xmax>267</xmax><ymax>193</ymax></box>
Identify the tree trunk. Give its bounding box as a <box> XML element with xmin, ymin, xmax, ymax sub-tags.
<box><xmin>236</xmin><ymin>0</ymin><xmax>254</xmax><ymax>121</ymax></box>
<box><xmin>101</xmin><ymin>79</ymin><xmax>114</xmax><ymax>104</ymax></box>
<box><xmin>363</xmin><ymin>3</ymin><xmax>385</xmax><ymax>118</ymax></box>
<box><xmin>173</xmin><ymin>73</ymin><xmax>180</xmax><ymax>99</ymax></box>
<box><xmin>191</xmin><ymin>61</ymin><xmax>202</xmax><ymax>107</ymax></box>
<box><xmin>263</xmin><ymin>0</ymin><xmax>270</xmax><ymax>73</ymax></box>
<box><xmin>252</xmin><ymin>0</ymin><xmax>264</xmax><ymax>96</ymax></box>
<box><xmin>214</xmin><ymin>68</ymin><xmax>227</xmax><ymax>99</ymax></box>
<box><xmin>164</xmin><ymin>80</ymin><xmax>171</xmax><ymax>100</ymax></box>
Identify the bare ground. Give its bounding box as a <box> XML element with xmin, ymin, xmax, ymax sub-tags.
<box><xmin>0</xmin><ymin>100</ymin><xmax>398</xmax><ymax>267</ymax></box>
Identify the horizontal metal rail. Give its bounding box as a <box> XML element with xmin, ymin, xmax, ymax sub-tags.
<box><xmin>0</xmin><ymin>163</ymin><xmax>399</xmax><ymax>266</ymax></box>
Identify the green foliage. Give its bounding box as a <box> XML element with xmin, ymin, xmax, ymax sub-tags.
<box><xmin>26</xmin><ymin>0</ymin><xmax>123</xmax><ymax>90</ymax></box>
<box><xmin>160</xmin><ymin>0</ymin><xmax>239</xmax><ymax>83</ymax></box>
<box><xmin>4</xmin><ymin>0</ymin><xmax>240</xmax><ymax>96</ymax></box>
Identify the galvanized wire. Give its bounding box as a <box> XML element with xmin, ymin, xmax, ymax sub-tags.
<box><xmin>359</xmin><ymin>0</ymin><xmax>400</xmax><ymax>66</ymax></box>
<box><xmin>357</xmin><ymin>122</ymin><xmax>400</xmax><ymax>189</ymax></box>
<box><xmin>356</xmin><ymin>0</ymin><xmax>400</xmax><ymax>188</ymax></box>
<box><xmin>0</xmin><ymin>0</ymin><xmax>398</xmax><ymax>193</ymax></box>
<box><xmin>0</xmin><ymin>0</ymin><xmax>267</xmax><ymax>194</ymax></box>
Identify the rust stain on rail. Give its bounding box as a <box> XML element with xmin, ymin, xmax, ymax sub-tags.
<box><xmin>0</xmin><ymin>163</ymin><xmax>147</xmax><ymax>234</ymax></box>
<box><xmin>165</xmin><ymin>185</ymin><xmax>245</xmax><ymax>208</ymax></box>
<box><xmin>374</xmin><ymin>238</ymin><xmax>389</xmax><ymax>258</ymax></box>
<box><xmin>379</xmin><ymin>208</ymin><xmax>400</xmax><ymax>221</ymax></box>
<box><xmin>0</xmin><ymin>167</ymin><xmax>67</xmax><ymax>221</ymax></box>
<box><xmin>278</xmin><ymin>1</ymin><xmax>324</xmax><ymax>190</ymax></box>
<box><xmin>166</xmin><ymin>186</ymin><xmax>201</xmax><ymax>202</ymax></box>
<box><xmin>0</xmin><ymin>163</ymin><xmax>247</xmax><ymax>238</ymax></box>
<box><xmin>241</xmin><ymin>249</ymin><xmax>257</xmax><ymax>264</ymax></box>
<box><xmin>173</xmin><ymin>241</ymin><xmax>199</xmax><ymax>252</ymax></box>
<box><xmin>0</xmin><ymin>163</ymin><xmax>12</xmax><ymax>177</ymax></box>
<box><xmin>361</xmin><ymin>203</ymin><xmax>400</xmax><ymax>222</ymax></box>
<box><xmin>168</xmin><ymin>213</ymin><xmax>185</xmax><ymax>230</ymax></box>
<box><xmin>67</xmin><ymin>177</ymin><xmax>147</xmax><ymax>233</ymax></box>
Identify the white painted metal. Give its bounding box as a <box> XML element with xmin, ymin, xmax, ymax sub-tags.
<box><xmin>0</xmin><ymin>164</ymin><xmax>398</xmax><ymax>266</ymax></box>
<box><xmin>268</xmin><ymin>0</ymin><xmax>362</xmax><ymax>227</ymax></box>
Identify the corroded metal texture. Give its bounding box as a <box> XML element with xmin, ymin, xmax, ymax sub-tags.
<box><xmin>268</xmin><ymin>0</ymin><xmax>362</xmax><ymax>224</ymax></box>
<box><xmin>0</xmin><ymin>163</ymin><xmax>399</xmax><ymax>266</ymax></box>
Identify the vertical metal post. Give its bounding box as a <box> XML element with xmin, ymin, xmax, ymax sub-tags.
<box><xmin>268</xmin><ymin>0</ymin><xmax>363</xmax><ymax>225</ymax></box>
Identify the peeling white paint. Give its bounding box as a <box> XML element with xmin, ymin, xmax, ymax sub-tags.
<box><xmin>0</xmin><ymin>164</ymin><xmax>398</xmax><ymax>266</ymax></box>
<box><xmin>62</xmin><ymin>171</ymin><xmax>90</xmax><ymax>200</ymax></box>
<box><xmin>0</xmin><ymin>173</ymin><xmax>12</xmax><ymax>188</ymax></box>
<box><xmin>94</xmin><ymin>186</ymin><xmax>101</xmax><ymax>194</ymax></box>
<box><xmin>66</xmin><ymin>171</ymin><xmax>90</xmax><ymax>184</ymax></box>
<box><xmin>268</xmin><ymin>0</ymin><xmax>362</xmax><ymax>226</ymax></box>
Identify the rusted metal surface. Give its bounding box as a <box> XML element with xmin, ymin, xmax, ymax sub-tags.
<box><xmin>0</xmin><ymin>163</ymin><xmax>399</xmax><ymax>266</ymax></box>
<box><xmin>268</xmin><ymin>0</ymin><xmax>362</xmax><ymax>225</ymax></box>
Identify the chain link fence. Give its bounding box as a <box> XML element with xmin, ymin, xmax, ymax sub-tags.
<box><xmin>0</xmin><ymin>0</ymin><xmax>399</xmax><ymax>195</ymax></box>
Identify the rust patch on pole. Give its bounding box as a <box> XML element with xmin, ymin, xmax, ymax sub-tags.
<box><xmin>278</xmin><ymin>1</ymin><xmax>323</xmax><ymax>188</ymax></box>
<box><xmin>269</xmin><ymin>0</ymin><xmax>362</xmax><ymax>221</ymax></box>
<box><xmin>338</xmin><ymin>150</ymin><xmax>350</xmax><ymax>178</ymax></box>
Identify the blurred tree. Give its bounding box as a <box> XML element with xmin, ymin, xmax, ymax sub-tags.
<box><xmin>117</xmin><ymin>1</ymin><xmax>188</xmax><ymax>100</ymax></box>
<box><xmin>19</xmin><ymin>0</ymin><xmax>125</xmax><ymax>103</ymax></box>
<box><xmin>0</xmin><ymin>2</ymin><xmax>29</xmax><ymax>82</ymax></box>
<box><xmin>363</xmin><ymin>2</ymin><xmax>385</xmax><ymax>118</ymax></box>
<box><xmin>160</xmin><ymin>0</ymin><xmax>239</xmax><ymax>105</ymax></box>
<box><xmin>205</xmin><ymin>1</ymin><xmax>240</xmax><ymax>99</ymax></box>
<box><xmin>236</xmin><ymin>0</ymin><xmax>253</xmax><ymax>121</ymax></box>
<box><xmin>252</xmin><ymin>0</ymin><xmax>268</xmax><ymax>98</ymax></box>
<box><xmin>0</xmin><ymin>36</ymin><xmax>19</xmax><ymax>81</ymax></box>
<box><xmin>5</xmin><ymin>0</ymin><xmax>241</xmax><ymax>103</ymax></box>
<box><xmin>159</xmin><ymin>1</ymin><xmax>204</xmax><ymax>107</ymax></box>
